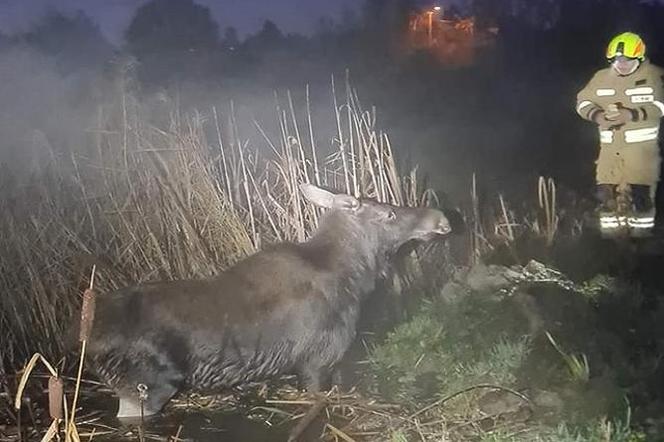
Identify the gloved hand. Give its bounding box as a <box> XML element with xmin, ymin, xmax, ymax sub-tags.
<box><xmin>593</xmin><ymin>111</ymin><xmax>616</xmax><ymax>130</ymax></box>
<box><xmin>604</xmin><ymin>104</ymin><xmax>622</xmax><ymax>120</ymax></box>
<box><xmin>605</xmin><ymin>106</ymin><xmax>636</xmax><ymax>126</ymax></box>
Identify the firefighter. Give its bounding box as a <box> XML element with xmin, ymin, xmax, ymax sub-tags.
<box><xmin>576</xmin><ymin>32</ymin><xmax>664</xmax><ymax>234</ymax></box>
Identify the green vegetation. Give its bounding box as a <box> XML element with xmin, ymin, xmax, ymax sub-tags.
<box><xmin>368</xmin><ymin>296</ymin><xmax>530</xmax><ymax>407</ymax></box>
<box><xmin>364</xmin><ymin>261</ymin><xmax>654</xmax><ymax>441</ymax></box>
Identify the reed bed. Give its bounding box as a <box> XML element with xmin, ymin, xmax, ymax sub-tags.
<box><xmin>0</xmin><ymin>72</ymin><xmax>584</xmax><ymax>440</ymax></box>
<box><xmin>0</xmin><ymin>76</ymin><xmax>445</xmax><ymax>440</ymax></box>
<box><xmin>0</xmin><ymin>76</ymin><xmax>435</xmax><ymax>371</ymax></box>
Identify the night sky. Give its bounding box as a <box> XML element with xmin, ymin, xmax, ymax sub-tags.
<box><xmin>0</xmin><ymin>0</ymin><xmax>358</xmax><ymax>42</ymax></box>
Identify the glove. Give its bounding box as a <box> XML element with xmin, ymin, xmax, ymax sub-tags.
<box><xmin>603</xmin><ymin>104</ymin><xmax>621</xmax><ymax>120</ymax></box>
<box><xmin>605</xmin><ymin>106</ymin><xmax>636</xmax><ymax>126</ymax></box>
<box><xmin>593</xmin><ymin>108</ymin><xmax>636</xmax><ymax>130</ymax></box>
<box><xmin>593</xmin><ymin>111</ymin><xmax>616</xmax><ymax>130</ymax></box>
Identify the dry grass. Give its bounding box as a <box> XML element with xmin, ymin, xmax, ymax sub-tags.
<box><xmin>0</xmin><ymin>69</ymin><xmax>587</xmax><ymax>440</ymax></box>
<box><xmin>166</xmin><ymin>384</ymin><xmax>531</xmax><ymax>442</ymax></box>
<box><xmin>468</xmin><ymin>173</ymin><xmax>579</xmax><ymax>265</ymax></box>
<box><xmin>0</xmin><ymin>67</ymin><xmax>574</xmax><ymax>373</ymax></box>
<box><xmin>0</xmin><ymin>75</ymin><xmax>442</xmax><ymax>440</ymax></box>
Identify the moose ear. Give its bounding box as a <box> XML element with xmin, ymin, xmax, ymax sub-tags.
<box><xmin>300</xmin><ymin>183</ymin><xmax>335</xmax><ymax>208</ymax></box>
<box><xmin>299</xmin><ymin>183</ymin><xmax>360</xmax><ymax>210</ymax></box>
<box><xmin>331</xmin><ymin>194</ymin><xmax>360</xmax><ymax>211</ymax></box>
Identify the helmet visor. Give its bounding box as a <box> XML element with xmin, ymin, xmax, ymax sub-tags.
<box><xmin>611</xmin><ymin>55</ymin><xmax>640</xmax><ymax>76</ymax></box>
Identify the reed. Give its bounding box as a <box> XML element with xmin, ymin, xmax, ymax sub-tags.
<box><xmin>0</xmin><ymin>77</ymin><xmax>434</xmax><ymax>376</ymax></box>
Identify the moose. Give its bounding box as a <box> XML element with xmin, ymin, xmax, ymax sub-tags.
<box><xmin>85</xmin><ymin>183</ymin><xmax>451</xmax><ymax>418</ymax></box>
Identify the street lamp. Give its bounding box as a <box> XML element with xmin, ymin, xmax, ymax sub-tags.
<box><xmin>427</xmin><ymin>7</ymin><xmax>441</xmax><ymax>47</ymax></box>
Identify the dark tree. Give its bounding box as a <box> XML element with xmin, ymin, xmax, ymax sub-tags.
<box><xmin>362</xmin><ymin>0</ymin><xmax>415</xmax><ymax>31</ymax></box>
<box><xmin>124</xmin><ymin>0</ymin><xmax>221</xmax><ymax>87</ymax></box>
<box><xmin>339</xmin><ymin>6</ymin><xmax>359</xmax><ymax>32</ymax></box>
<box><xmin>222</xmin><ymin>26</ymin><xmax>239</xmax><ymax>51</ymax></box>
<box><xmin>360</xmin><ymin>0</ymin><xmax>416</xmax><ymax>54</ymax></box>
<box><xmin>255</xmin><ymin>20</ymin><xmax>284</xmax><ymax>43</ymax></box>
<box><xmin>315</xmin><ymin>16</ymin><xmax>336</xmax><ymax>37</ymax></box>
<box><xmin>22</xmin><ymin>10</ymin><xmax>113</xmax><ymax>71</ymax></box>
<box><xmin>510</xmin><ymin>0</ymin><xmax>560</xmax><ymax>28</ymax></box>
<box><xmin>242</xmin><ymin>20</ymin><xmax>286</xmax><ymax>54</ymax></box>
<box><xmin>125</xmin><ymin>0</ymin><xmax>219</xmax><ymax>57</ymax></box>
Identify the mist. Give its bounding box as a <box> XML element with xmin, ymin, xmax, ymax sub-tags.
<box><xmin>4</xmin><ymin>0</ymin><xmax>661</xmax><ymax>205</ymax></box>
<box><xmin>3</xmin><ymin>1</ymin><xmax>664</xmax><ymax>440</ymax></box>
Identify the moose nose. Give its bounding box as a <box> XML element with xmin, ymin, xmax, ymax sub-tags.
<box><xmin>441</xmin><ymin>207</ymin><xmax>465</xmax><ymax>235</ymax></box>
<box><xmin>437</xmin><ymin>216</ymin><xmax>452</xmax><ymax>235</ymax></box>
<box><xmin>425</xmin><ymin>209</ymin><xmax>452</xmax><ymax>235</ymax></box>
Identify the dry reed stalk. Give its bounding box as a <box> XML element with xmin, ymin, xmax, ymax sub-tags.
<box><xmin>332</xmin><ymin>75</ymin><xmax>352</xmax><ymax>196</ymax></box>
<box><xmin>470</xmin><ymin>172</ymin><xmax>482</xmax><ymax>264</ymax></box>
<box><xmin>325</xmin><ymin>423</ymin><xmax>357</xmax><ymax>442</ymax></box>
<box><xmin>497</xmin><ymin>194</ymin><xmax>516</xmax><ymax>242</ymax></box>
<box><xmin>287</xmin><ymin>398</ymin><xmax>327</xmax><ymax>442</ymax></box>
<box><xmin>1</xmin><ymin>80</ymin><xmax>436</xmax><ymax>393</ymax></box>
<box><xmin>287</xmin><ymin>91</ymin><xmax>310</xmax><ymax>186</ymax></box>
<box><xmin>538</xmin><ymin>176</ymin><xmax>558</xmax><ymax>245</ymax></box>
<box><xmin>345</xmin><ymin>73</ymin><xmax>359</xmax><ymax>198</ymax></box>
<box><xmin>68</xmin><ymin>266</ymin><xmax>96</xmax><ymax>442</ymax></box>
<box><xmin>212</xmin><ymin>106</ymin><xmax>234</xmax><ymax>207</ymax></box>
<box><xmin>14</xmin><ymin>352</ymin><xmax>66</xmax><ymax>442</ymax></box>
<box><xmin>305</xmin><ymin>85</ymin><xmax>321</xmax><ymax>188</ymax></box>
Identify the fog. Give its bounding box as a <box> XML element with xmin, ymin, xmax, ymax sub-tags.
<box><xmin>4</xmin><ymin>2</ymin><xmax>664</xmax><ymax>440</ymax></box>
<box><xmin>1</xmin><ymin>0</ymin><xmax>664</xmax><ymax>206</ymax></box>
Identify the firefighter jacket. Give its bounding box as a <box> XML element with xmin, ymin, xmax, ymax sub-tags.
<box><xmin>576</xmin><ymin>59</ymin><xmax>664</xmax><ymax>187</ymax></box>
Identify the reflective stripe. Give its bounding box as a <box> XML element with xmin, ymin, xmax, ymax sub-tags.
<box><xmin>625</xmin><ymin>127</ymin><xmax>659</xmax><ymax>143</ymax></box>
<box><xmin>631</xmin><ymin>94</ymin><xmax>654</xmax><ymax>103</ymax></box>
<box><xmin>600</xmin><ymin>215</ymin><xmax>628</xmax><ymax>229</ymax></box>
<box><xmin>626</xmin><ymin>87</ymin><xmax>654</xmax><ymax>95</ymax></box>
<box><xmin>653</xmin><ymin>101</ymin><xmax>664</xmax><ymax>115</ymax></box>
<box><xmin>600</xmin><ymin>216</ymin><xmax>620</xmax><ymax>227</ymax></box>
<box><xmin>596</xmin><ymin>88</ymin><xmax>616</xmax><ymax>96</ymax></box>
<box><xmin>577</xmin><ymin>100</ymin><xmax>593</xmax><ymax>111</ymax></box>
<box><xmin>600</xmin><ymin>130</ymin><xmax>614</xmax><ymax>143</ymax></box>
<box><xmin>626</xmin><ymin>134</ymin><xmax>658</xmax><ymax>143</ymax></box>
<box><xmin>605</xmin><ymin>216</ymin><xmax>628</xmax><ymax>222</ymax></box>
<box><xmin>628</xmin><ymin>216</ymin><xmax>655</xmax><ymax>228</ymax></box>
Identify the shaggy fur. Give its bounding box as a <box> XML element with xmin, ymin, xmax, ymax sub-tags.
<box><xmin>86</xmin><ymin>184</ymin><xmax>451</xmax><ymax>417</ymax></box>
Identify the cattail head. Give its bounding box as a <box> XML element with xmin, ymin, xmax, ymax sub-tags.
<box><xmin>79</xmin><ymin>288</ymin><xmax>96</xmax><ymax>342</ymax></box>
<box><xmin>48</xmin><ymin>376</ymin><xmax>64</xmax><ymax>420</ymax></box>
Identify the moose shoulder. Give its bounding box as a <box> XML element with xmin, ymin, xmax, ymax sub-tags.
<box><xmin>87</xmin><ymin>183</ymin><xmax>451</xmax><ymax>418</ymax></box>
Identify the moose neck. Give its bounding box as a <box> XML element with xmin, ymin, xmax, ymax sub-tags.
<box><xmin>305</xmin><ymin>211</ymin><xmax>390</xmax><ymax>303</ymax></box>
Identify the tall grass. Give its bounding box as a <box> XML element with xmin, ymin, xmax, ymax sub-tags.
<box><xmin>0</xmin><ymin>76</ymin><xmax>435</xmax><ymax>371</ymax></box>
<box><xmin>468</xmin><ymin>173</ymin><xmax>576</xmax><ymax>265</ymax></box>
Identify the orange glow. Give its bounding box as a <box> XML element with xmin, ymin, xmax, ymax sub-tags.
<box><xmin>404</xmin><ymin>9</ymin><xmax>498</xmax><ymax>66</ymax></box>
